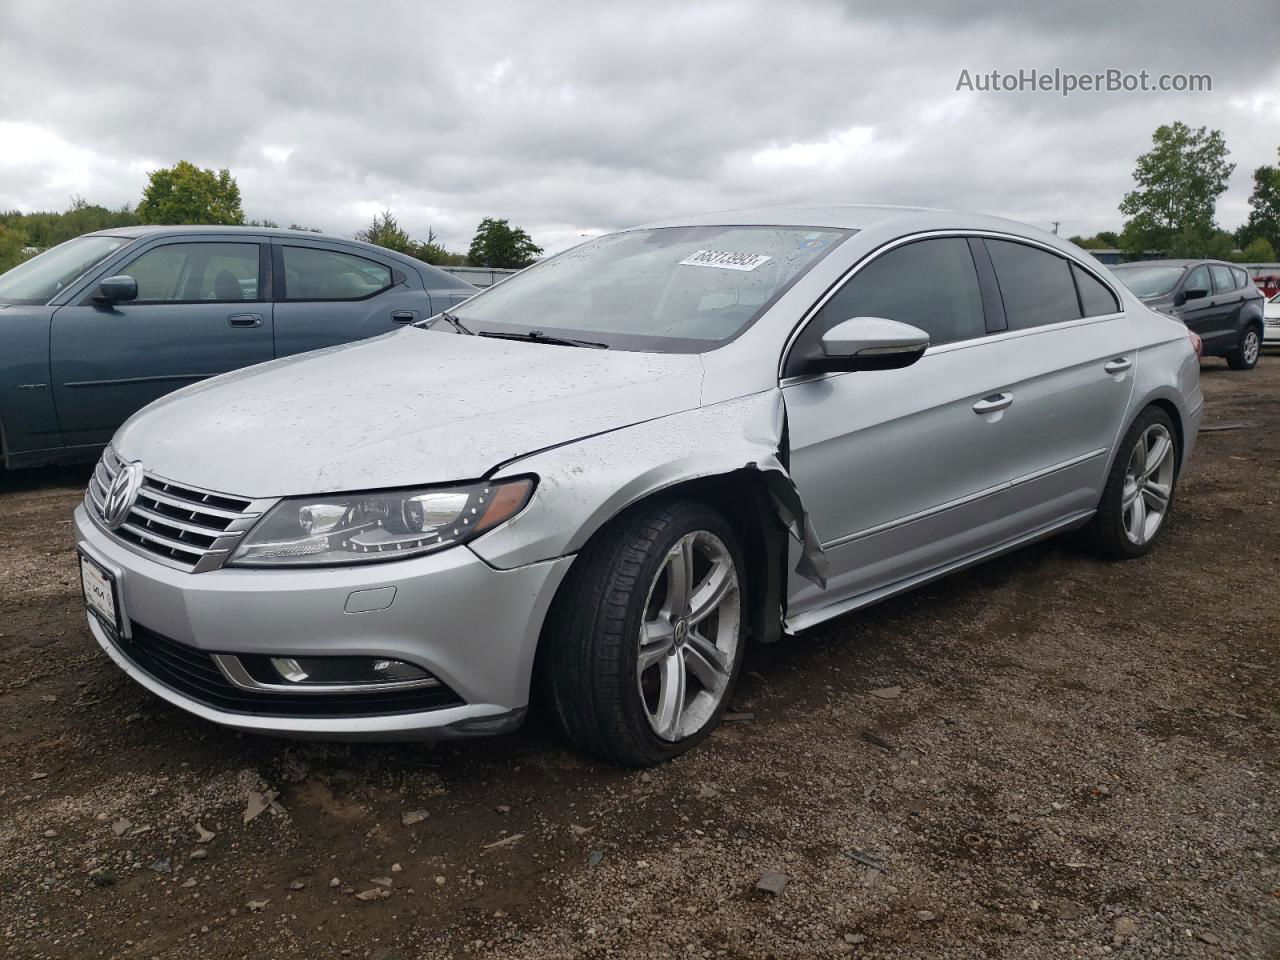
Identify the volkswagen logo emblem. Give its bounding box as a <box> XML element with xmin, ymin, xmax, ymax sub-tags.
<box><xmin>103</xmin><ymin>461</ymin><xmax>144</xmax><ymax>530</ymax></box>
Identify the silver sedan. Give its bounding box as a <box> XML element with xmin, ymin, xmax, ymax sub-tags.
<box><xmin>74</xmin><ymin>205</ymin><xmax>1203</xmax><ymax>766</ymax></box>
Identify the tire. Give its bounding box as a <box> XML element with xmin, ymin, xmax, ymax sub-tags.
<box><xmin>1226</xmin><ymin>325</ymin><xmax>1261</xmax><ymax>370</ymax></box>
<box><xmin>1088</xmin><ymin>406</ymin><xmax>1180</xmax><ymax>559</ymax></box>
<box><xmin>542</xmin><ymin>499</ymin><xmax>747</xmax><ymax>767</ymax></box>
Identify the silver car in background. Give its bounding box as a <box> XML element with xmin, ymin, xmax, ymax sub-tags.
<box><xmin>74</xmin><ymin>205</ymin><xmax>1203</xmax><ymax>766</ymax></box>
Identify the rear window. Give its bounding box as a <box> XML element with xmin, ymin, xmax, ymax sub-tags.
<box><xmin>1210</xmin><ymin>264</ymin><xmax>1235</xmax><ymax>293</ymax></box>
<box><xmin>283</xmin><ymin>247</ymin><xmax>393</xmax><ymax>300</ymax></box>
<box><xmin>986</xmin><ymin>239</ymin><xmax>1080</xmax><ymax>330</ymax></box>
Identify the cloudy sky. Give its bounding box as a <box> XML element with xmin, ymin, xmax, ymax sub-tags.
<box><xmin>1</xmin><ymin>0</ymin><xmax>1277</xmax><ymax>254</ymax></box>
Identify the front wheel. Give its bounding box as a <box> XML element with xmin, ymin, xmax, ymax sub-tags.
<box><xmin>1088</xmin><ymin>407</ymin><xmax>1180</xmax><ymax>559</ymax></box>
<box><xmin>1226</xmin><ymin>325</ymin><xmax>1261</xmax><ymax>370</ymax></box>
<box><xmin>542</xmin><ymin>499</ymin><xmax>746</xmax><ymax>766</ymax></box>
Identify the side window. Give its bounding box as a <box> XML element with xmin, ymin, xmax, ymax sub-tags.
<box><xmin>1231</xmin><ymin>267</ymin><xmax>1249</xmax><ymax>288</ymax></box>
<box><xmin>282</xmin><ymin>247</ymin><xmax>393</xmax><ymax>301</ymax></box>
<box><xmin>1072</xmin><ymin>263</ymin><xmax>1121</xmax><ymax>317</ymax></box>
<box><xmin>125</xmin><ymin>242</ymin><xmax>260</xmax><ymax>302</ymax></box>
<box><xmin>1210</xmin><ymin>264</ymin><xmax>1234</xmax><ymax>293</ymax></box>
<box><xmin>799</xmin><ymin>238</ymin><xmax>985</xmax><ymax>363</ymax></box>
<box><xmin>1184</xmin><ymin>265</ymin><xmax>1211</xmax><ymax>295</ymax></box>
<box><xmin>986</xmin><ymin>239</ymin><xmax>1080</xmax><ymax>330</ymax></box>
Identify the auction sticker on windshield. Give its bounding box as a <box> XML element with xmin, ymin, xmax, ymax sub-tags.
<box><xmin>678</xmin><ymin>250</ymin><xmax>772</xmax><ymax>271</ymax></box>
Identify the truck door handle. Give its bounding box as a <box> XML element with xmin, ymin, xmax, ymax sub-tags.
<box><xmin>1104</xmin><ymin>357</ymin><xmax>1132</xmax><ymax>374</ymax></box>
<box><xmin>391</xmin><ymin>311</ymin><xmax>417</xmax><ymax>324</ymax></box>
<box><xmin>228</xmin><ymin>313</ymin><xmax>263</xmax><ymax>328</ymax></box>
<box><xmin>972</xmin><ymin>392</ymin><xmax>1013</xmax><ymax>414</ymax></box>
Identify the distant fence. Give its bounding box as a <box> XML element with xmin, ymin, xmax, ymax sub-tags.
<box><xmin>439</xmin><ymin>266</ymin><xmax>521</xmax><ymax>288</ymax></box>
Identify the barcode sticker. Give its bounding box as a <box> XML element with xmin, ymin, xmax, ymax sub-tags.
<box><xmin>678</xmin><ymin>250</ymin><xmax>772</xmax><ymax>272</ymax></box>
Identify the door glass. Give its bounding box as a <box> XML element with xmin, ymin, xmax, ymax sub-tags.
<box><xmin>986</xmin><ymin>240</ymin><xmax>1081</xmax><ymax>329</ymax></box>
<box><xmin>125</xmin><ymin>243</ymin><xmax>260</xmax><ymax>302</ymax></box>
<box><xmin>1210</xmin><ymin>265</ymin><xmax>1234</xmax><ymax>293</ymax></box>
<box><xmin>1184</xmin><ymin>265</ymin><xmax>1211</xmax><ymax>295</ymax></box>
<box><xmin>1072</xmin><ymin>263</ymin><xmax>1121</xmax><ymax>317</ymax></box>
<box><xmin>282</xmin><ymin>247</ymin><xmax>392</xmax><ymax>300</ymax></box>
<box><xmin>800</xmin><ymin>237</ymin><xmax>985</xmax><ymax>362</ymax></box>
<box><xmin>1231</xmin><ymin>267</ymin><xmax>1249</xmax><ymax>288</ymax></box>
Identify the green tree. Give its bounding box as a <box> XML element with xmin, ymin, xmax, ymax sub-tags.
<box><xmin>1067</xmin><ymin>232</ymin><xmax>1120</xmax><ymax>250</ymax></box>
<box><xmin>1118</xmin><ymin>122</ymin><xmax>1234</xmax><ymax>258</ymax></box>
<box><xmin>355</xmin><ymin>210</ymin><xmax>412</xmax><ymax>252</ymax></box>
<box><xmin>467</xmin><ymin>217</ymin><xmax>542</xmax><ymax>268</ymax></box>
<box><xmin>137</xmin><ymin>161</ymin><xmax>244</xmax><ymax>225</ymax></box>
<box><xmin>0</xmin><ymin>224</ymin><xmax>29</xmax><ymax>273</ymax></box>
<box><xmin>1240</xmin><ymin>236</ymin><xmax>1276</xmax><ymax>262</ymax></box>
<box><xmin>1238</xmin><ymin>148</ymin><xmax>1280</xmax><ymax>255</ymax></box>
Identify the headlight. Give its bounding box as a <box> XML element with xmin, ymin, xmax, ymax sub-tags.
<box><xmin>227</xmin><ymin>477</ymin><xmax>534</xmax><ymax>567</ymax></box>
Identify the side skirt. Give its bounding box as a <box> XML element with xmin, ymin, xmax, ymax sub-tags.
<box><xmin>783</xmin><ymin>509</ymin><xmax>1095</xmax><ymax>635</ymax></box>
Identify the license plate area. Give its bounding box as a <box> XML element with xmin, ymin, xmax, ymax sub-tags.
<box><xmin>78</xmin><ymin>549</ymin><xmax>122</xmax><ymax>640</ymax></box>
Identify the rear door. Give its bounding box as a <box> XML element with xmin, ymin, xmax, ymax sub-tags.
<box><xmin>270</xmin><ymin>241</ymin><xmax>433</xmax><ymax>356</ymax></box>
<box><xmin>1178</xmin><ymin>264</ymin><xmax>1231</xmax><ymax>350</ymax></box>
<box><xmin>1210</xmin><ymin>264</ymin><xmax>1244</xmax><ymax>343</ymax></box>
<box><xmin>978</xmin><ymin>238</ymin><xmax>1135</xmax><ymax>531</ymax></box>
<box><xmin>49</xmin><ymin>237</ymin><xmax>273</xmax><ymax>447</ymax></box>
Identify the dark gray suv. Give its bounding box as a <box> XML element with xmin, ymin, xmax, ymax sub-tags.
<box><xmin>1111</xmin><ymin>260</ymin><xmax>1264</xmax><ymax>371</ymax></box>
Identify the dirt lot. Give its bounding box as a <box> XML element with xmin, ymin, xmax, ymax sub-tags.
<box><xmin>1</xmin><ymin>358</ymin><xmax>1277</xmax><ymax>960</ymax></box>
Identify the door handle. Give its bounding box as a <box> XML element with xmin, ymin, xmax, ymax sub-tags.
<box><xmin>390</xmin><ymin>311</ymin><xmax>417</xmax><ymax>324</ymax></box>
<box><xmin>1103</xmin><ymin>357</ymin><xmax>1132</xmax><ymax>374</ymax></box>
<box><xmin>228</xmin><ymin>313</ymin><xmax>263</xmax><ymax>328</ymax></box>
<box><xmin>972</xmin><ymin>392</ymin><xmax>1013</xmax><ymax>415</ymax></box>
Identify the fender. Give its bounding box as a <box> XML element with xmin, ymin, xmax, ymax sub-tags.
<box><xmin>470</xmin><ymin>389</ymin><xmax>828</xmax><ymax>587</ymax></box>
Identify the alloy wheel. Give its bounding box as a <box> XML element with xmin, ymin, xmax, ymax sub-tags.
<box><xmin>1243</xmin><ymin>330</ymin><xmax>1260</xmax><ymax>366</ymax></box>
<box><xmin>636</xmin><ymin>530</ymin><xmax>741</xmax><ymax>742</ymax></box>
<box><xmin>1121</xmin><ymin>423</ymin><xmax>1175</xmax><ymax>545</ymax></box>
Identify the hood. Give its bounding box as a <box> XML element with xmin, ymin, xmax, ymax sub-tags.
<box><xmin>113</xmin><ymin>329</ymin><xmax>704</xmax><ymax>497</ymax></box>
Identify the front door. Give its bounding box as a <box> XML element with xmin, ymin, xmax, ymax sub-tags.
<box><xmin>50</xmin><ymin>238</ymin><xmax>273</xmax><ymax>447</ymax></box>
<box><xmin>781</xmin><ymin>236</ymin><xmax>1018</xmax><ymax>618</ymax></box>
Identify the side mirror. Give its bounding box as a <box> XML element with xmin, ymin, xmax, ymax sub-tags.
<box><xmin>1182</xmin><ymin>287</ymin><xmax>1208</xmax><ymax>303</ymax></box>
<box><xmin>812</xmin><ymin>316</ymin><xmax>930</xmax><ymax>373</ymax></box>
<box><xmin>94</xmin><ymin>275</ymin><xmax>138</xmax><ymax>304</ymax></box>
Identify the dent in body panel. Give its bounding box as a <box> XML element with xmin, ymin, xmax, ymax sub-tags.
<box><xmin>472</xmin><ymin>389</ymin><xmax>828</xmax><ymax>587</ymax></box>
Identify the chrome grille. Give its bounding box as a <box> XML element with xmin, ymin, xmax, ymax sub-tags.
<box><xmin>86</xmin><ymin>448</ymin><xmax>266</xmax><ymax>573</ymax></box>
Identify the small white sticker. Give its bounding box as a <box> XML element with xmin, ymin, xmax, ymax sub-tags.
<box><xmin>678</xmin><ymin>249</ymin><xmax>772</xmax><ymax>272</ymax></box>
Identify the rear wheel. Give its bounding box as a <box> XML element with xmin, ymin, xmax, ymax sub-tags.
<box><xmin>543</xmin><ymin>499</ymin><xmax>745</xmax><ymax>766</ymax></box>
<box><xmin>1088</xmin><ymin>407</ymin><xmax>1179</xmax><ymax>559</ymax></box>
<box><xmin>1226</xmin><ymin>325</ymin><xmax>1261</xmax><ymax>370</ymax></box>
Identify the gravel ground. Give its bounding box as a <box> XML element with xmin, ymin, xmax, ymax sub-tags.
<box><xmin>0</xmin><ymin>357</ymin><xmax>1277</xmax><ymax>959</ymax></box>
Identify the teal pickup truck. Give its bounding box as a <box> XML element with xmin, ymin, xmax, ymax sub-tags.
<box><xmin>0</xmin><ymin>226</ymin><xmax>475</xmax><ymax>469</ymax></box>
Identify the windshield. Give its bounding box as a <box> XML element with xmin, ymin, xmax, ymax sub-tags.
<box><xmin>442</xmin><ymin>225</ymin><xmax>851</xmax><ymax>351</ymax></box>
<box><xmin>1110</xmin><ymin>264</ymin><xmax>1186</xmax><ymax>299</ymax></box>
<box><xmin>0</xmin><ymin>234</ymin><xmax>133</xmax><ymax>305</ymax></box>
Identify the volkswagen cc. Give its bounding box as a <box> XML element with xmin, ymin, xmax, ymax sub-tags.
<box><xmin>75</xmin><ymin>206</ymin><xmax>1204</xmax><ymax>766</ymax></box>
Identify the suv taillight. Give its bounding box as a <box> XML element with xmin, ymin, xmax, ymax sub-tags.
<box><xmin>1188</xmin><ymin>328</ymin><xmax>1203</xmax><ymax>358</ymax></box>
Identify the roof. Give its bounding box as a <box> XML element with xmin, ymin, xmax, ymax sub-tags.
<box><xmin>89</xmin><ymin>224</ymin><xmax>353</xmax><ymax>241</ymax></box>
<box><xmin>1110</xmin><ymin>259</ymin><xmax>1236</xmax><ymax>269</ymax></box>
<box><xmin>637</xmin><ymin>203</ymin><xmax>940</xmax><ymax>231</ymax></box>
<box><xmin>81</xmin><ymin>224</ymin><xmax>471</xmax><ymax>286</ymax></box>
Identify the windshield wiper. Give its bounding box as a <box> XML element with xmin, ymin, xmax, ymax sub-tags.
<box><xmin>478</xmin><ymin>329</ymin><xmax>609</xmax><ymax>349</ymax></box>
<box><xmin>423</xmin><ymin>310</ymin><xmax>475</xmax><ymax>335</ymax></box>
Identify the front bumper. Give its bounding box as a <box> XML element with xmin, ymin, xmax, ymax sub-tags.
<box><xmin>75</xmin><ymin>505</ymin><xmax>573</xmax><ymax>740</ymax></box>
<box><xmin>1264</xmin><ymin>316</ymin><xmax>1280</xmax><ymax>343</ymax></box>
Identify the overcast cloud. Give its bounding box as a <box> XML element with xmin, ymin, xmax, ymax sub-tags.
<box><xmin>1</xmin><ymin>0</ymin><xmax>1277</xmax><ymax>253</ymax></box>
